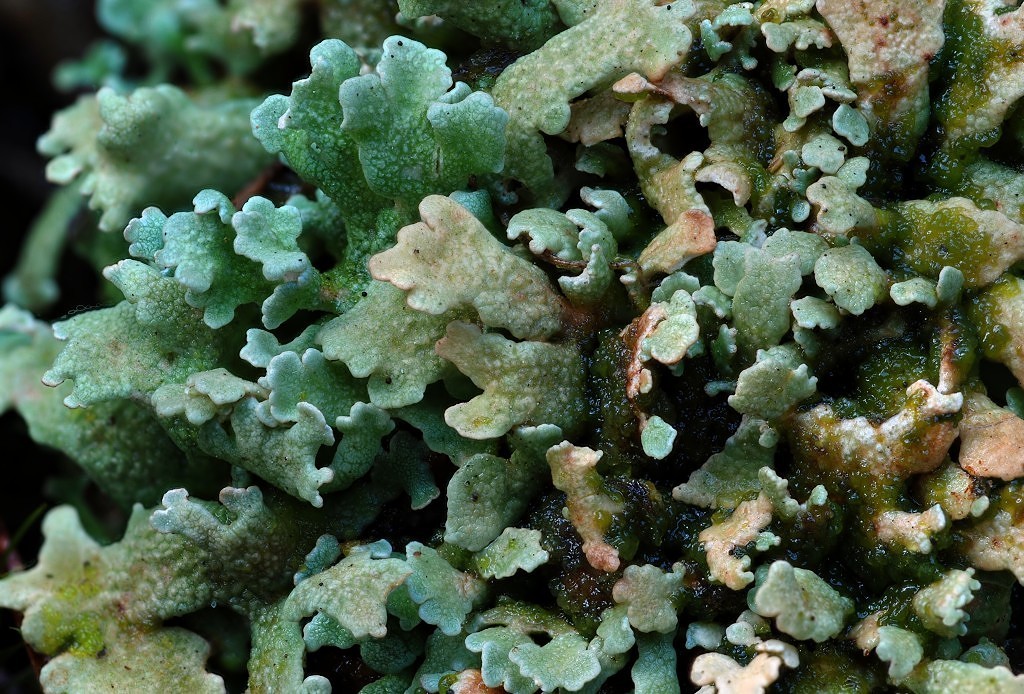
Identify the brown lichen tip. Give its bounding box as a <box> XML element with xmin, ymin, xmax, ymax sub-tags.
<box><xmin>621</xmin><ymin>304</ymin><xmax>663</xmax><ymax>411</ymax></box>
<box><xmin>545</xmin><ymin>441</ymin><xmax>622</xmax><ymax>572</ymax></box>
<box><xmin>958</xmin><ymin>392</ymin><xmax>1024</xmax><ymax>481</ymax></box>
<box><xmin>448</xmin><ymin>669</ymin><xmax>503</xmax><ymax>694</ymax></box>
<box><xmin>637</xmin><ymin>209</ymin><xmax>717</xmax><ymax>279</ymax></box>
<box><xmin>691</xmin><ymin>645</ymin><xmax>797</xmax><ymax>694</ymax></box>
<box><xmin>699</xmin><ymin>493</ymin><xmax>774</xmax><ymax>590</ymax></box>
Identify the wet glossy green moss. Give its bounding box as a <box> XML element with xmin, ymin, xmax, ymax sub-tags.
<box><xmin>966</xmin><ymin>274</ymin><xmax>1020</xmax><ymax>357</ymax></box>
<box><xmin>825</xmin><ymin>328</ymin><xmax>937</xmax><ymax>422</ymax></box>
<box><xmin>762</xmin><ymin>497</ymin><xmax>844</xmax><ymax>572</ymax></box>
<box><xmin>661</xmin><ymin>354</ymin><xmax>742</xmax><ymax>470</ymax></box>
<box><xmin>961</xmin><ymin>571</ymin><xmax>1014</xmax><ymax>641</ymax></box>
<box><xmin>936</xmin><ymin>0</ymin><xmax>1012</xmax><ymax>140</ymax></box>
<box><xmin>859</xmin><ymin>72</ymin><xmax>925</xmax><ymax>169</ymax></box>
<box><xmin>607</xmin><ymin>477</ymin><xmax>671</xmax><ymax>556</ymax></box>
<box><xmin>849</xmin><ymin>532</ymin><xmax>946</xmax><ymax>589</ymax></box>
<box><xmin>937</xmin><ymin>307</ymin><xmax>979</xmax><ymax>386</ymax></box>
<box><xmin>525</xmin><ymin>492</ymin><xmax>618</xmax><ymax>635</ymax></box>
<box><xmin>451</xmin><ymin>46</ymin><xmax>523</xmax><ymax>92</ymax></box>
<box><xmin>864</xmin><ymin>582</ymin><xmax>921</xmax><ymax>627</ymax></box>
<box><xmin>888</xmin><ymin>204</ymin><xmax>1002</xmax><ymax>286</ymax></box>
<box><xmin>776</xmin><ymin>645</ymin><xmax>883</xmax><ymax>694</ymax></box>
<box><xmin>924</xmin><ymin>1</ymin><xmax>1022</xmax><ymax>188</ymax></box>
<box><xmin>585</xmin><ymin>329</ymin><xmax>640</xmax><ymax>473</ymax></box>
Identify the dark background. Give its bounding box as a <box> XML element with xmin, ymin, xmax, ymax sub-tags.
<box><xmin>1</xmin><ymin>0</ymin><xmax>98</xmax><ymax>237</ymax></box>
<box><xmin>0</xmin><ymin>2</ymin><xmax>101</xmax><ymax>690</ymax></box>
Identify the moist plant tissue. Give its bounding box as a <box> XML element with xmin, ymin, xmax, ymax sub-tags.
<box><xmin>3</xmin><ymin>0</ymin><xmax>1024</xmax><ymax>692</ymax></box>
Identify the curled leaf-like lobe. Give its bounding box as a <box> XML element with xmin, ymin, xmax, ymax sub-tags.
<box><xmin>371</xmin><ymin>195</ymin><xmax>564</xmax><ymax>341</ymax></box>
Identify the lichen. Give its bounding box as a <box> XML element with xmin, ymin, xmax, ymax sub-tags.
<box><xmin>4</xmin><ymin>1</ymin><xmax>1024</xmax><ymax>691</ymax></box>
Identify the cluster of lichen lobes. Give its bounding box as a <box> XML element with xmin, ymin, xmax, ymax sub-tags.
<box><xmin>5</xmin><ymin>0</ymin><xmax>1024</xmax><ymax>692</ymax></box>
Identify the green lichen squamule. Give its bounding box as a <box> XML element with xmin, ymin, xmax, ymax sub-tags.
<box><xmin>4</xmin><ymin>0</ymin><xmax>1024</xmax><ymax>691</ymax></box>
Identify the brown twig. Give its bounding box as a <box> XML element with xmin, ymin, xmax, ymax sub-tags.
<box><xmin>232</xmin><ymin>161</ymin><xmax>286</xmax><ymax>208</ymax></box>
